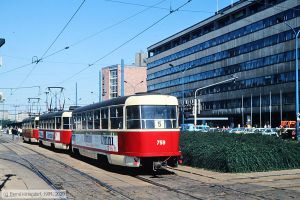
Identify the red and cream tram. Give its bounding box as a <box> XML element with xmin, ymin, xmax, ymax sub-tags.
<box><xmin>71</xmin><ymin>94</ymin><xmax>181</xmax><ymax>169</ymax></box>
<box><xmin>38</xmin><ymin>111</ymin><xmax>72</xmax><ymax>150</ymax></box>
<box><xmin>22</xmin><ymin>116</ymin><xmax>39</xmax><ymax>143</ymax></box>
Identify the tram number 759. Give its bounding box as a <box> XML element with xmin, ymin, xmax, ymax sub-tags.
<box><xmin>157</xmin><ymin>140</ymin><xmax>166</xmax><ymax>146</ymax></box>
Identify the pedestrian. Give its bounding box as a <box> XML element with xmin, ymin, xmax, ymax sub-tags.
<box><xmin>12</xmin><ymin>127</ymin><xmax>17</xmax><ymax>140</ymax></box>
<box><xmin>17</xmin><ymin>127</ymin><xmax>22</xmax><ymax>142</ymax></box>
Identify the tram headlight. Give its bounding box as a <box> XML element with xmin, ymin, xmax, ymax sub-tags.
<box><xmin>55</xmin><ymin>132</ymin><xmax>60</xmax><ymax>141</ymax></box>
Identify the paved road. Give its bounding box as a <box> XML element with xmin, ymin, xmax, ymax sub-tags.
<box><xmin>1</xmin><ymin>134</ymin><xmax>300</xmax><ymax>200</ymax></box>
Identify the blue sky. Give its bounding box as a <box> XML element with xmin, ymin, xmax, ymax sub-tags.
<box><xmin>0</xmin><ymin>0</ymin><xmax>237</xmax><ymax>115</ymax></box>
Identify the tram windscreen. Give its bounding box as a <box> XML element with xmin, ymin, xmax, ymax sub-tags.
<box><xmin>126</xmin><ymin>105</ymin><xmax>177</xmax><ymax>129</ymax></box>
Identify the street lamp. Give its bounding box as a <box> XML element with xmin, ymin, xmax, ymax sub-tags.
<box><xmin>169</xmin><ymin>63</ymin><xmax>195</xmax><ymax>124</ymax></box>
<box><xmin>124</xmin><ymin>80</ymin><xmax>144</xmax><ymax>94</ymax></box>
<box><xmin>278</xmin><ymin>18</ymin><xmax>300</xmax><ymax>141</ymax></box>
<box><xmin>193</xmin><ymin>76</ymin><xmax>238</xmax><ymax>126</ymax></box>
<box><xmin>13</xmin><ymin>105</ymin><xmax>20</xmax><ymax>122</ymax></box>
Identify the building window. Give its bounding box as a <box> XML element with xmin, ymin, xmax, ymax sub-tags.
<box><xmin>110</xmin><ymin>69</ymin><xmax>118</xmax><ymax>98</ymax></box>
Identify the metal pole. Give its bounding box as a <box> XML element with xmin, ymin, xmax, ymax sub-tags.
<box><xmin>121</xmin><ymin>59</ymin><xmax>125</xmax><ymax>97</ymax></box>
<box><xmin>99</xmin><ymin>71</ymin><xmax>102</xmax><ymax>102</ymax></box>
<box><xmin>76</xmin><ymin>82</ymin><xmax>78</xmax><ymax>106</ymax></box>
<box><xmin>251</xmin><ymin>93</ymin><xmax>252</xmax><ymax>127</ymax></box>
<box><xmin>193</xmin><ymin>76</ymin><xmax>237</xmax><ymax>127</ymax></box>
<box><xmin>182</xmin><ymin>71</ymin><xmax>185</xmax><ymax>125</ymax></box>
<box><xmin>242</xmin><ymin>95</ymin><xmax>244</xmax><ymax>126</ymax></box>
<box><xmin>181</xmin><ymin>66</ymin><xmax>193</xmax><ymax>124</ymax></box>
<box><xmin>270</xmin><ymin>91</ymin><xmax>272</xmax><ymax>127</ymax></box>
<box><xmin>280</xmin><ymin>90</ymin><xmax>282</xmax><ymax>122</ymax></box>
<box><xmin>260</xmin><ymin>93</ymin><xmax>262</xmax><ymax>128</ymax></box>
<box><xmin>296</xmin><ymin>31</ymin><xmax>300</xmax><ymax>141</ymax></box>
<box><xmin>194</xmin><ymin>98</ymin><xmax>197</xmax><ymax>126</ymax></box>
<box><xmin>170</xmin><ymin>63</ymin><xmax>194</xmax><ymax>125</ymax></box>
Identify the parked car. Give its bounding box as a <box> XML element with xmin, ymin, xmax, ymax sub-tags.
<box><xmin>180</xmin><ymin>124</ymin><xmax>210</xmax><ymax>132</ymax></box>
<box><xmin>244</xmin><ymin>128</ymin><xmax>256</xmax><ymax>134</ymax></box>
<box><xmin>253</xmin><ymin>128</ymin><xmax>265</xmax><ymax>134</ymax></box>
<box><xmin>180</xmin><ymin>124</ymin><xmax>195</xmax><ymax>132</ymax></box>
<box><xmin>229</xmin><ymin>128</ymin><xmax>245</xmax><ymax>134</ymax></box>
<box><xmin>279</xmin><ymin>128</ymin><xmax>296</xmax><ymax>140</ymax></box>
<box><xmin>261</xmin><ymin>128</ymin><xmax>278</xmax><ymax>137</ymax></box>
<box><xmin>195</xmin><ymin>125</ymin><xmax>210</xmax><ymax>132</ymax></box>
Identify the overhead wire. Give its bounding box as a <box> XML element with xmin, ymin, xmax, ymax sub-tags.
<box><xmin>104</xmin><ymin>0</ymin><xmax>214</xmax><ymax>13</ymax></box>
<box><xmin>57</xmin><ymin>0</ymin><xmax>193</xmax><ymax>85</ymax></box>
<box><xmin>12</xmin><ymin>0</ymin><xmax>87</xmax><ymax>94</ymax></box>
<box><xmin>0</xmin><ymin>0</ymin><xmax>167</xmax><ymax>76</ymax></box>
<box><xmin>0</xmin><ymin>62</ymin><xmax>34</xmax><ymax>76</ymax></box>
<box><xmin>41</xmin><ymin>0</ymin><xmax>168</xmax><ymax>61</ymax></box>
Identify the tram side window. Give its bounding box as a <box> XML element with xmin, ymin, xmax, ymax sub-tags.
<box><xmin>82</xmin><ymin>112</ymin><xmax>87</xmax><ymax>129</ymax></box>
<box><xmin>94</xmin><ymin>110</ymin><xmax>100</xmax><ymax>130</ymax></box>
<box><xmin>126</xmin><ymin>106</ymin><xmax>141</xmax><ymax>129</ymax></box>
<box><xmin>51</xmin><ymin>119</ymin><xmax>55</xmax><ymax>129</ymax></box>
<box><xmin>31</xmin><ymin>122</ymin><xmax>34</xmax><ymax>129</ymax></box>
<box><xmin>56</xmin><ymin>117</ymin><xmax>61</xmax><ymax>129</ymax></box>
<box><xmin>35</xmin><ymin>121</ymin><xmax>39</xmax><ymax>129</ymax></box>
<box><xmin>72</xmin><ymin>114</ymin><xmax>77</xmax><ymax>129</ymax></box>
<box><xmin>87</xmin><ymin>111</ymin><xmax>93</xmax><ymax>129</ymax></box>
<box><xmin>63</xmin><ymin>117</ymin><xmax>70</xmax><ymax>129</ymax></box>
<box><xmin>101</xmin><ymin>108</ymin><xmax>108</xmax><ymax>129</ymax></box>
<box><xmin>75</xmin><ymin>114</ymin><xmax>82</xmax><ymax>130</ymax></box>
<box><xmin>110</xmin><ymin>106</ymin><xmax>123</xmax><ymax>129</ymax></box>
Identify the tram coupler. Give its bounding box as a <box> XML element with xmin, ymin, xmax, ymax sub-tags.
<box><xmin>153</xmin><ymin>161</ymin><xmax>168</xmax><ymax>171</ymax></box>
<box><xmin>153</xmin><ymin>161</ymin><xmax>162</xmax><ymax>171</ymax></box>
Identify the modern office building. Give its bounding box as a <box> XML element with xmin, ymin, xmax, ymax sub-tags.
<box><xmin>147</xmin><ymin>0</ymin><xmax>300</xmax><ymax>127</ymax></box>
<box><xmin>100</xmin><ymin>56</ymin><xmax>147</xmax><ymax>101</ymax></box>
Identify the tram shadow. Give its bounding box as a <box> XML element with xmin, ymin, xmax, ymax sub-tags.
<box><xmin>70</xmin><ymin>153</ymin><xmax>174</xmax><ymax>176</ymax></box>
<box><xmin>38</xmin><ymin>143</ymin><xmax>71</xmax><ymax>155</ymax></box>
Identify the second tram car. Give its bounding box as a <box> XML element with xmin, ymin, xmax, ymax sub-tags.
<box><xmin>71</xmin><ymin>94</ymin><xmax>181</xmax><ymax>170</ymax></box>
<box><xmin>22</xmin><ymin>116</ymin><xmax>39</xmax><ymax>143</ymax></box>
<box><xmin>38</xmin><ymin>111</ymin><xmax>72</xmax><ymax>150</ymax></box>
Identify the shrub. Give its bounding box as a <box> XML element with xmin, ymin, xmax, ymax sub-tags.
<box><xmin>180</xmin><ymin>132</ymin><xmax>300</xmax><ymax>173</ymax></box>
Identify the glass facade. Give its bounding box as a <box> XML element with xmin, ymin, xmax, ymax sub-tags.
<box><xmin>147</xmin><ymin>0</ymin><xmax>299</xmax><ymax>127</ymax></box>
<box><xmin>148</xmin><ymin>0</ymin><xmax>291</xmax><ymax>60</ymax></box>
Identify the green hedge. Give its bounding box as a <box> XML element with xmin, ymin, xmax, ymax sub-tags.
<box><xmin>180</xmin><ymin>132</ymin><xmax>300</xmax><ymax>173</ymax></box>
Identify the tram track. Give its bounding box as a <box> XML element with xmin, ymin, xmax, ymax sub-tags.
<box><xmin>0</xmin><ymin>137</ymin><xmax>133</xmax><ymax>200</ymax></box>
<box><xmin>0</xmin><ymin>136</ymin><xmax>287</xmax><ymax>200</ymax></box>
<box><xmin>166</xmin><ymin>166</ymin><xmax>300</xmax><ymax>182</ymax></box>
<box><xmin>3</xmin><ymin>138</ymin><xmax>211</xmax><ymax>200</ymax></box>
<box><xmin>2</xmin><ymin>137</ymin><xmax>215</xmax><ymax>200</ymax></box>
<box><xmin>133</xmin><ymin>172</ymin><xmax>272</xmax><ymax>200</ymax></box>
<box><xmin>0</xmin><ymin>143</ymin><xmax>62</xmax><ymax>192</ymax></box>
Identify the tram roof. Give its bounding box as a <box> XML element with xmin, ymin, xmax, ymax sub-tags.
<box><xmin>22</xmin><ymin>116</ymin><xmax>39</xmax><ymax>123</ymax></box>
<box><xmin>39</xmin><ymin>110</ymin><xmax>71</xmax><ymax>120</ymax></box>
<box><xmin>73</xmin><ymin>96</ymin><xmax>129</xmax><ymax>113</ymax></box>
<box><xmin>72</xmin><ymin>93</ymin><xmax>176</xmax><ymax>113</ymax></box>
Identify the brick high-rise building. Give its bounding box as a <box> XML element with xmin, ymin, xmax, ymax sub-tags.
<box><xmin>100</xmin><ymin>57</ymin><xmax>147</xmax><ymax>101</ymax></box>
